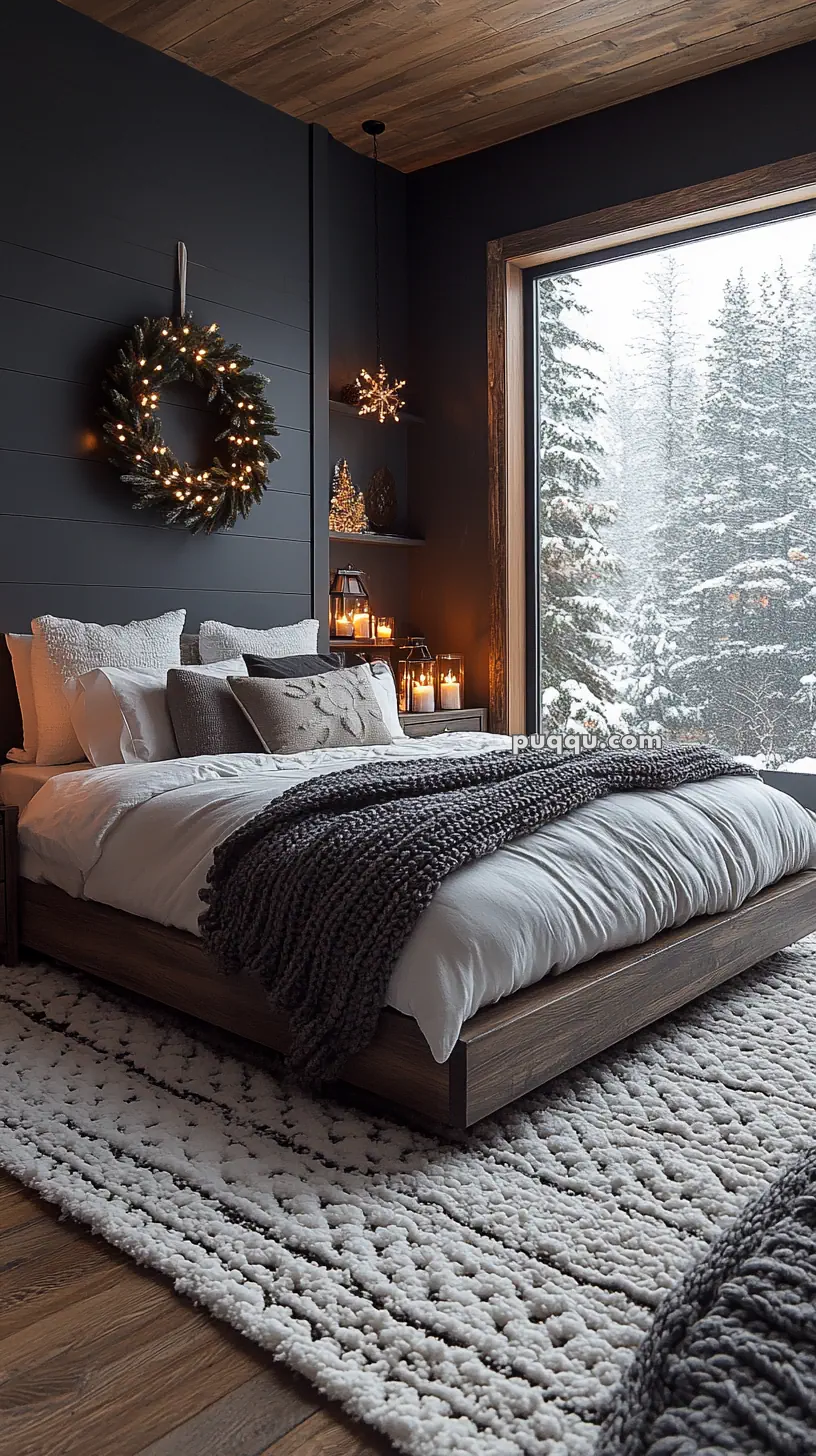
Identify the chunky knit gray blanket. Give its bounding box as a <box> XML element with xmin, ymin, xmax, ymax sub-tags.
<box><xmin>200</xmin><ymin>744</ymin><xmax>753</xmax><ymax>1079</ymax></box>
<box><xmin>596</xmin><ymin>1143</ymin><xmax>816</xmax><ymax>1455</ymax></box>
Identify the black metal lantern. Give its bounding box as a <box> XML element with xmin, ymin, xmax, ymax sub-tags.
<box><xmin>329</xmin><ymin>565</ymin><xmax>371</xmax><ymax>640</ymax></box>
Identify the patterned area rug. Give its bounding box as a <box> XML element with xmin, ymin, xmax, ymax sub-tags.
<box><xmin>2</xmin><ymin>944</ymin><xmax>816</xmax><ymax>1456</ymax></box>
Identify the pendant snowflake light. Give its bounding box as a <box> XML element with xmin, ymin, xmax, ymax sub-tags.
<box><xmin>357</xmin><ymin>361</ymin><xmax>406</xmax><ymax>423</ymax></box>
<box><xmin>355</xmin><ymin>120</ymin><xmax>406</xmax><ymax>423</ymax></box>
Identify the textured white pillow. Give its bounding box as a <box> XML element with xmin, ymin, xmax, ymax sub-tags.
<box><xmin>5</xmin><ymin>634</ymin><xmax>38</xmax><ymax>763</ymax></box>
<box><xmin>31</xmin><ymin>610</ymin><xmax>186</xmax><ymax>765</ymax></box>
<box><xmin>369</xmin><ymin>661</ymin><xmax>405</xmax><ymax>740</ymax></box>
<box><xmin>198</xmin><ymin>618</ymin><xmax>319</xmax><ymax>664</ymax></box>
<box><xmin>65</xmin><ymin>657</ymin><xmax>247</xmax><ymax>766</ymax></box>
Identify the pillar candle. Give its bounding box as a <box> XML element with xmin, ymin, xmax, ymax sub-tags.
<box><xmin>412</xmin><ymin>680</ymin><xmax>435</xmax><ymax>713</ymax></box>
<box><xmin>439</xmin><ymin>676</ymin><xmax>461</xmax><ymax>710</ymax></box>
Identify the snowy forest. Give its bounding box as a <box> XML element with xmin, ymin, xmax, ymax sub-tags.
<box><xmin>536</xmin><ymin>240</ymin><xmax>816</xmax><ymax>768</ymax></box>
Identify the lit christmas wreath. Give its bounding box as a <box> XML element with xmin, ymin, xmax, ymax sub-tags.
<box><xmin>101</xmin><ymin>313</ymin><xmax>280</xmax><ymax>533</ymax></box>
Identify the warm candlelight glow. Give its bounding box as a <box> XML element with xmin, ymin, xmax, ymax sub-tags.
<box><xmin>412</xmin><ymin>673</ymin><xmax>435</xmax><ymax>713</ymax></box>
<box><xmin>437</xmin><ymin>655</ymin><xmax>463</xmax><ymax>713</ymax></box>
<box><xmin>439</xmin><ymin>671</ymin><xmax>461</xmax><ymax>711</ymax></box>
<box><xmin>329</xmin><ymin>566</ymin><xmax>371</xmax><ymax>644</ymax></box>
<box><xmin>376</xmin><ymin>623</ymin><xmax>393</xmax><ymax>640</ymax></box>
<box><xmin>402</xmin><ymin>638</ymin><xmax>437</xmax><ymax>714</ymax></box>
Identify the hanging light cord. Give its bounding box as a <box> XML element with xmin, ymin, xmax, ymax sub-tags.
<box><xmin>372</xmin><ymin>130</ymin><xmax>381</xmax><ymax>366</ymax></box>
<box><xmin>354</xmin><ymin>120</ymin><xmax>405</xmax><ymax>421</ymax></box>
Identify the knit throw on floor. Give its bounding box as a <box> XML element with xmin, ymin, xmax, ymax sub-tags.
<box><xmin>199</xmin><ymin>745</ymin><xmax>753</xmax><ymax>1080</ymax></box>
<box><xmin>595</xmin><ymin>1142</ymin><xmax>816</xmax><ymax>1455</ymax></box>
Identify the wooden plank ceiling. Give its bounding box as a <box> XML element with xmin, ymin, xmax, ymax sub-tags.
<box><xmin>61</xmin><ymin>0</ymin><xmax>816</xmax><ymax>170</ymax></box>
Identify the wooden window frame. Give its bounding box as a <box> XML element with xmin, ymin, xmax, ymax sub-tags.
<box><xmin>486</xmin><ymin>152</ymin><xmax>816</xmax><ymax>736</ymax></box>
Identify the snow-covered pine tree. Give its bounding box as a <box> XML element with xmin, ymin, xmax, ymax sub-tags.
<box><xmin>602</xmin><ymin>363</ymin><xmax>655</xmax><ymax>610</ymax></box>
<box><xmin>620</xmin><ymin>586</ymin><xmax>680</xmax><ymax>735</ymax></box>
<box><xmin>748</xmin><ymin>262</ymin><xmax>816</xmax><ymax>759</ymax></box>
<box><xmin>670</xmin><ymin>269</ymin><xmax>769</xmax><ymax>749</ymax></box>
<box><xmin>635</xmin><ymin>254</ymin><xmax>698</xmax><ymax>511</ymax></box>
<box><xmin>613</xmin><ymin>254</ymin><xmax>698</xmax><ymax>731</ymax></box>
<box><xmin>535</xmin><ymin>272</ymin><xmax>623</xmax><ymax>733</ymax></box>
<box><xmin>790</xmin><ymin>247</ymin><xmax>816</xmax><ymax>757</ymax></box>
<box><xmin>798</xmin><ymin>243</ymin><xmax>816</xmax><ymax>381</ymax></box>
<box><xmin>671</xmin><ymin>264</ymin><xmax>816</xmax><ymax>761</ymax></box>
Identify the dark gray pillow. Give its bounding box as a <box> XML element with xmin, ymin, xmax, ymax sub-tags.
<box><xmin>166</xmin><ymin>669</ymin><xmax>263</xmax><ymax>757</ymax></box>
<box><xmin>228</xmin><ymin>663</ymin><xmax>391</xmax><ymax>753</ymax></box>
<box><xmin>243</xmin><ymin>652</ymin><xmax>342</xmax><ymax>678</ymax></box>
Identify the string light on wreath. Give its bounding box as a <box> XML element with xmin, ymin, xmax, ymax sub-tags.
<box><xmin>100</xmin><ymin>312</ymin><xmax>280</xmax><ymax>533</ymax></box>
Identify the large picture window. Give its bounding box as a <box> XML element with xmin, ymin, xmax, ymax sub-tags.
<box><xmin>529</xmin><ymin>207</ymin><xmax>816</xmax><ymax>770</ymax></box>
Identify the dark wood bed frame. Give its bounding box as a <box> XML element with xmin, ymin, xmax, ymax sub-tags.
<box><xmin>5</xmin><ymin>639</ymin><xmax>816</xmax><ymax>1127</ymax></box>
<box><xmin>18</xmin><ymin>871</ymin><xmax>816</xmax><ymax>1127</ymax></box>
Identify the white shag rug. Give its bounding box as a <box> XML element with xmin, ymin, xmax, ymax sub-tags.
<box><xmin>2</xmin><ymin>948</ymin><xmax>816</xmax><ymax>1456</ymax></box>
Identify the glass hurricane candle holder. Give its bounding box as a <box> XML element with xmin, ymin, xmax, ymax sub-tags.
<box><xmin>373</xmin><ymin>615</ymin><xmax>395</xmax><ymax>643</ymax></box>
<box><xmin>398</xmin><ymin>637</ymin><xmax>435</xmax><ymax>712</ymax></box>
<box><xmin>437</xmin><ymin>654</ymin><xmax>464</xmax><ymax>712</ymax></box>
<box><xmin>400</xmin><ymin>640</ymin><xmax>438</xmax><ymax>714</ymax></box>
<box><xmin>408</xmin><ymin>665</ymin><xmax>436</xmax><ymax>713</ymax></box>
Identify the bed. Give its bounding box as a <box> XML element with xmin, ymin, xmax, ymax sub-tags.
<box><xmin>4</xmin><ymin>636</ymin><xmax>816</xmax><ymax>1127</ymax></box>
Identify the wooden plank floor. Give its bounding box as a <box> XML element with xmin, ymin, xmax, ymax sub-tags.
<box><xmin>0</xmin><ymin>1172</ymin><xmax>396</xmax><ymax>1456</ymax></box>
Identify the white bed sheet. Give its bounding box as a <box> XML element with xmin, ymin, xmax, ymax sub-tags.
<box><xmin>1</xmin><ymin>762</ymin><xmax>91</xmax><ymax>812</ymax></box>
<box><xmin>18</xmin><ymin>737</ymin><xmax>816</xmax><ymax>1062</ymax></box>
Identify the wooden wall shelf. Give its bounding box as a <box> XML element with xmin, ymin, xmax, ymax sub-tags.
<box><xmin>329</xmin><ymin>638</ymin><xmax>399</xmax><ymax>650</ymax></box>
<box><xmin>329</xmin><ymin>530</ymin><xmax>423</xmax><ymax>546</ymax></box>
<box><xmin>329</xmin><ymin>398</ymin><xmax>424</xmax><ymax>425</ymax></box>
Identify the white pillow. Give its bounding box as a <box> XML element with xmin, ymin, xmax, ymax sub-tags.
<box><xmin>66</xmin><ymin>658</ymin><xmax>247</xmax><ymax>767</ymax></box>
<box><xmin>5</xmin><ymin>634</ymin><xmax>38</xmax><ymax>763</ymax></box>
<box><xmin>369</xmin><ymin>661</ymin><xmax>405</xmax><ymax>740</ymax></box>
<box><xmin>198</xmin><ymin>618</ymin><xmax>319</xmax><ymax>664</ymax></box>
<box><xmin>31</xmin><ymin>609</ymin><xmax>186</xmax><ymax>765</ymax></box>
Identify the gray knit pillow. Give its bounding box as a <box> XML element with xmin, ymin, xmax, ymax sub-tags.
<box><xmin>167</xmin><ymin>669</ymin><xmax>263</xmax><ymax>757</ymax></box>
<box><xmin>228</xmin><ymin>663</ymin><xmax>391</xmax><ymax>754</ymax></box>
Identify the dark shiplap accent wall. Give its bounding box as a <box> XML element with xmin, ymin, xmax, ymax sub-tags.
<box><xmin>408</xmin><ymin>41</ymin><xmax>816</xmax><ymax>709</ymax></box>
<box><xmin>1</xmin><ymin>0</ymin><xmax>320</xmax><ymax>635</ymax></box>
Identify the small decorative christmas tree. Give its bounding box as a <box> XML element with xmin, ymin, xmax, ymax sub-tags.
<box><xmin>329</xmin><ymin>459</ymin><xmax>368</xmax><ymax>533</ymax></box>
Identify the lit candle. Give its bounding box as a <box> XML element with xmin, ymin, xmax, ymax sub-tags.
<box><xmin>439</xmin><ymin>672</ymin><xmax>461</xmax><ymax>710</ymax></box>
<box><xmin>353</xmin><ymin>611</ymin><xmax>371</xmax><ymax>639</ymax></box>
<box><xmin>335</xmin><ymin>613</ymin><xmax>354</xmax><ymax>638</ymax></box>
<box><xmin>376</xmin><ymin>622</ymin><xmax>393</xmax><ymax>641</ymax></box>
<box><xmin>412</xmin><ymin>676</ymin><xmax>435</xmax><ymax>713</ymax></box>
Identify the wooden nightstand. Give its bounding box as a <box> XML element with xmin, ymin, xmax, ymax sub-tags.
<box><xmin>1</xmin><ymin>806</ymin><xmax>19</xmax><ymax>967</ymax></box>
<box><xmin>399</xmin><ymin>707</ymin><xmax>488</xmax><ymax>738</ymax></box>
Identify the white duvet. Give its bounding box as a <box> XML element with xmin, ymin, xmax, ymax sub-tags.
<box><xmin>19</xmin><ymin>733</ymin><xmax>816</xmax><ymax>1062</ymax></box>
